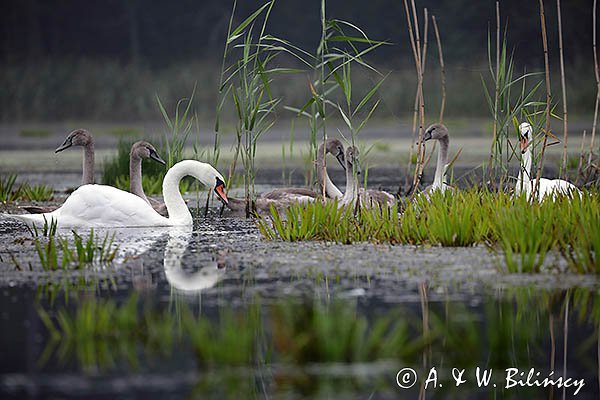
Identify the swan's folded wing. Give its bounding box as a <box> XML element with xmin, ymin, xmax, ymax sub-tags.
<box><xmin>57</xmin><ymin>185</ymin><xmax>168</xmax><ymax>227</ymax></box>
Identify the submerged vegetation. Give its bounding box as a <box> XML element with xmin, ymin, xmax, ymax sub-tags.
<box><xmin>257</xmin><ymin>190</ymin><xmax>600</xmax><ymax>273</ymax></box>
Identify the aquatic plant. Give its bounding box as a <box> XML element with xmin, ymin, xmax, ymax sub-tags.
<box><xmin>0</xmin><ymin>175</ymin><xmax>53</xmax><ymax>203</ymax></box>
<box><xmin>481</xmin><ymin>5</ymin><xmax>544</xmax><ymax>187</ymax></box>
<box><xmin>0</xmin><ymin>174</ymin><xmax>19</xmax><ymax>202</ymax></box>
<box><xmin>257</xmin><ymin>189</ymin><xmax>600</xmax><ymax>274</ymax></box>
<box><xmin>28</xmin><ymin>227</ymin><xmax>118</xmax><ymax>271</ymax></box>
<box><xmin>559</xmin><ymin>194</ymin><xmax>600</xmax><ymax>273</ymax></box>
<box><xmin>215</xmin><ymin>0</ymin><xmax>283</xmax><ymax>215</ymax></box>
<box><xmin>102</xmin><ymin>88</ymin><xmax>198</xmax><ymax>195</ymax></box>
<box><xmin>18</xmin><ymin>182</ymin><xmax>54</xmax><ymax>202</ymax></box>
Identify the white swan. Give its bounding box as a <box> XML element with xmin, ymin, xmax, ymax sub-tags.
<box><xmin>516</xmin><ymin>122</ymin><xmax>581</xmax><ymax>201</ymax></box>
<box><xmin>3</xmin><ymin>160</ymin><xmax>228</xmax><ymax>228</ymax></box>
<box><xmin>423</xmin><ymin>123</ymin><xmax>452</xmax><ymax>194</ymax></box>
<box><xmin>340</xmin><ymin>146</ymin><xmax>395</xmax><ymax>208</ymax></box>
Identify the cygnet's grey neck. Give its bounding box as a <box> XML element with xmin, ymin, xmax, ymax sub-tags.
<box><xmin>83</xmin><ymin>141</ymin><xmax>95</xmax><ymax>185</ymax></box>
<box><xmin>433</xmin><ymin>136</ymin><xmax>449</xmax><ymax>188</ymax></box>
<box><xmin>317</xmin><ymin>143</ymin><xmax>343</xmax><ymax>199</ymax></box>
<box><xmin>129</xmin><ymin>153</ymin><xmax>149</xmax><ymax>203</ymax></box>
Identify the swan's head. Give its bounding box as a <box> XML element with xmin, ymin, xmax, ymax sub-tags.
<box><xmin>326</xmin><ymin>138</ymin><xmax>346</xmax><ymax>170</ymax></box>
<box><xmin>200</xmin><ymin>163</ymin><xmax>228</xmax><ymax>206</ymax></box>
<box><xmin>55</xmin><ymin>129</ymin><xmax>93</xmax><ymax>153</ymax></box>
<box><xmin>345</xmin><ymin>146</ymin><xmax>361</xmax><ymax>175</ymax></box>
<box><xmin>131</xmin><ymin>141</ymin><xmax>166</xmax><ymax>165</ymax></box>
<box><xmin>423</xmin><ymin>123</ymin><xmax>449</xmax><ymax>142</ymax></box>
<box><xmin>519</xmin><ymin>122</ymin><xmax>533</xmax><ymax>153</ymax></box>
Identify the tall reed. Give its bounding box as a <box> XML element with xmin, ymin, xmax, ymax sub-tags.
<box><xmin>215</xmin><ymin>0</ymin><xmax>284</xmax><ymax>216</ymax></box>
<box><xmin>533</xmin><ymin>0</ymin><xmax>553</xmax><ymax>199</ymax></box>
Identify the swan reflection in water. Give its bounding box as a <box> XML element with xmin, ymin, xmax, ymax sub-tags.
<box><xmin>97</xmin><ymin>226</ymin><xmax>226</xmax><ymax>297</ymax></box>
<box><xmin>163</xmin><ymin>227</ymin><xmax>226</xmax><ymax>297</ymax></box>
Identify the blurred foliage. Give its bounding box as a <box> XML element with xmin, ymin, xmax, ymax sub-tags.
<box><xmin>0</xmin><ymin>0</ymin><xmax>597</xmax><ymax>121</ymax></box>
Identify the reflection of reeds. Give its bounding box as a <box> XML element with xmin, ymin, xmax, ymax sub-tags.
<box><xmin>36</xmin><ymin>287</ymin><xmax>599</xmax><ymax>395</ymax></box>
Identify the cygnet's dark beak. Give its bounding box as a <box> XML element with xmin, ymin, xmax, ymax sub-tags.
<box><xmin>336</xmin><ymin>150</ymin><xmax>346</xmax><ymax>170</ymax></box>
<box><xmin>149</xmin><ymin>149</ymin><xmax>166</xmax><ymax>165</ymax></box>
<box><xmin>55</xmin><ymin>138</ymin><xmax>72</xmax><ymax>153</ymax></box>
<box><xmin>423</xmin><ymin>130</ymin><xmax>432</xmax><ymax>142</ymax></box>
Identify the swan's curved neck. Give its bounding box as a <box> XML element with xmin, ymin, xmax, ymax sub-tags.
<box><xmin>83</xmin><ymin>142</ymin><xmax>95</xmax><ymax>185</ymax></box>
<box><xmin>162</xmin><ymin>160</ymin><xmax>220</xmax><ymax>225</ymax></box>
<box><xmin>517</xmin><ymin>148</ymin><xmax>532</xmax><ymax>193</ymax></box>
<box><xmin>130</xmin><ymin>154</ymin><xmax>149</xmax><ymax>203</ymax></box>
<box><xmin>317</xmin><ymin>144</ymin><xmax>343</xmax><ymax>199</ymax></box>
<box><xmin>433</xmin><ymin>136</ymin><xmax>448</xmax><ymax>189</ymax></box>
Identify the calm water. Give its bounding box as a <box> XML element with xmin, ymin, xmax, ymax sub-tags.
<box><xmin>0</xmin><ymin>201</ymin><xmax>599</xmax><ymax>399</ymax></box>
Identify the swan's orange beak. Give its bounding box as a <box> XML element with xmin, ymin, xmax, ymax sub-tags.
<box><xmin>520</xmin><ymin>137</ymin><xmax>529</xmax><ymax>153</ymax></box>
<box><xmin>214</xmin><ymin>183</ymin><xmax>228</xmax><ymax>205</ymax></box>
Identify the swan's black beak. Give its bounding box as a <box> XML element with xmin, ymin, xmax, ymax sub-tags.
<box><xmin>149</xmin><ymin>149</ymin><xmax>166</xmax><ymax>165</ymax></box>
<box><xmin>214</xmin><ymin>180</ymin><xmax>228</xmax><ymax>206</ymax></box>
<box><xmin>55</xmin><ymin>138</ymin><xmax>73</xmax><ymax>153</ymax></box>
<box><xmin>423</xmin><ymin>130</ymin><xmax>432</xmax><ymax>142</ymax></box>
<box><xmin>336</xmin><ymin>150</ymin><xmax>346</xmax><ymax>170</ymax></box>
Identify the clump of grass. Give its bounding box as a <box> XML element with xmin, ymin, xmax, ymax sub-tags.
<box><xmin>559</xmin><ymin>194</ymin><xmax>600</xmax><ymax>273</ymax></box>
<box><xmin>27</xmin><ymin>225</ymin><xmax>118</xmax><ymax>271</ymax></box>
<box><xmin>0</xmin><ymin>174</ymin><xmax>53</xmax><ymax>202</ymax></box>
<box><xmin>493</xmin><ymin>194</ymin><xmax>558</xmax><ymax>272</ymax></box>
<box><xmin>258</xmin><ymin>190</ymin><xmax>600</xmax><ymax>274</ymax></box>
<box><xmin>18</xmin><ymin>182</ymin><xmax>54</xmax><ymax>201</ymax></box>
<box><xmin>0</xmin><ymin>174</ymin><xmax>19</xmax><ymax>202</ymax></box>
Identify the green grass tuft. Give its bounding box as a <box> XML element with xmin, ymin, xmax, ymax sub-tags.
<box><xmin>257</xmin><ymin>189</ymin><xmax>600</xmax><ymax>274</ymax></box>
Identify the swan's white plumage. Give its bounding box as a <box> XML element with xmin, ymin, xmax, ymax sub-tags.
<box><xmin>6</xmin><ymin>185</ymin><xmax>169</xmax><ymax>228</ymax></box>
<box><xmin>3</xmin><ymin>159</ymin><xmax>225</xmax><ymax>228</ymax></box>
<box><xmin>517</xmin><ymin>122</ymin><xmax>582</xmax><ymax>201</ymax></box>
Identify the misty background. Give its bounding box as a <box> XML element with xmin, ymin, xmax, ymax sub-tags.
<box><xmin>0</xmin><ymin>0</ymin><xmax>597</xmax><ymax>123</ymax></box>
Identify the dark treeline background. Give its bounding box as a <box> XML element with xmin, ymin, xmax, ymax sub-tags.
<box><xmin>1</xmin><ymin>0</ymin><xmax>597</xmax><ymax>121</ymax></box>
